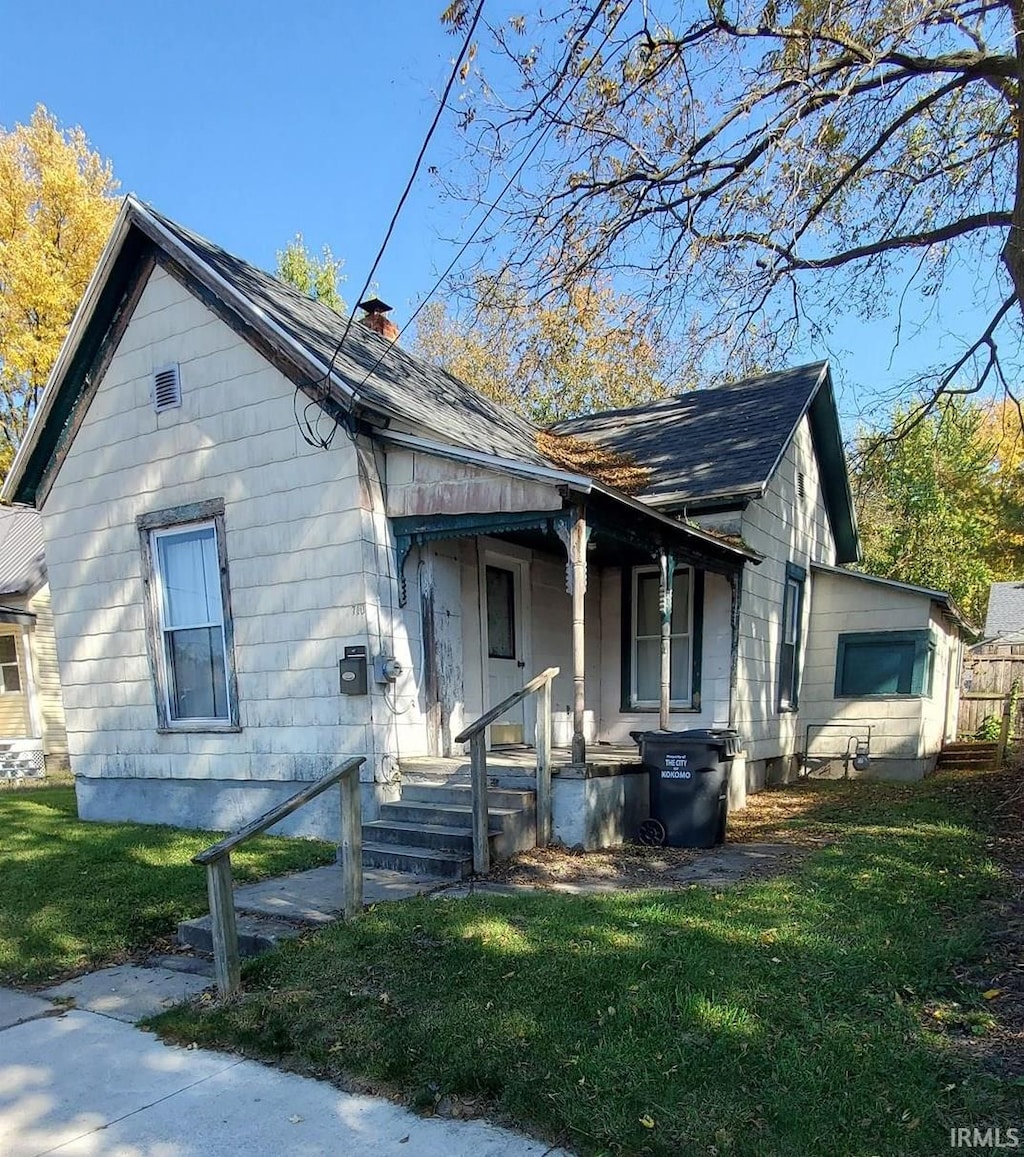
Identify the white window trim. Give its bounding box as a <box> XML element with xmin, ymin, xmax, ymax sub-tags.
<box><xmin>630</xmin><ymin>564</ymin><xmax>694</xmax><ymax>709</ymax></box>
<box><xmin>151</xmin><ymin>520</ymin><xmax>232</xmax><ymax>727</ymax></box>
<box><xmin>138</xmin><ymin>498</ymin><xmax>240</xmax><ymax>733</ymax></box>
<box><xmin>0</xmin><ymin>634</ymin><xmax>21</xmax><ymax>695</ymax></box>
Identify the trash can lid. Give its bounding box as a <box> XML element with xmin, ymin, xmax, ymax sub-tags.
<box><xmin>630</xmin><ymin>727</ymin><xmax>743</xmax><ymax>755</ymax></box>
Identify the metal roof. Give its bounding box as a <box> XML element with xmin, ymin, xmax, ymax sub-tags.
<box><xmin>0</xmin><ymin>506</ymin><xmax>45</xmax><ymax>595</ymax></box>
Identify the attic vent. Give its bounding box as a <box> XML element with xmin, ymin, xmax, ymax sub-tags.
<box><xmin>153</xmin><ymin>365</ymin><xmax>181</xmax><ymax>412</ymax></box>
<box><xmin>797</xmin><ymin>471</ymin><xmax>807</xmax><ymax>502</ymax></box>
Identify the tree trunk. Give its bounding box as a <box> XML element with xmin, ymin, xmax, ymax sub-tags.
<box><xmin>1001</xmin><ymin>0</ymin><xmax>1024</xmax><ymax>317</ymax></box>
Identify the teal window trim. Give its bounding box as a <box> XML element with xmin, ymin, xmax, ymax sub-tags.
<box><xmin>834</xmin><ymin>630</ymin><xmax>936</xmax><ymax>698</ymax></box>
<box><xmin>620</xmin><ymin>565</ymin><xmax>704</xmax><ymax>712</ymax></box>
<box><xmin>777</xmin><ymin>562</ymin><xmax>806</xmax><ymax>713</ymax></box>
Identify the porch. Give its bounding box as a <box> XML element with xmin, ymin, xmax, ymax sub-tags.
<box><xmin>392</xmin><ymin>485</ymin><xmax>756</xmax><ymax>769</ymax></box>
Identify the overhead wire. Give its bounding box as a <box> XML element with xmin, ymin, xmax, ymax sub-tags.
<box><xmin>328</xmin><ymin>1</ymin><xmax>626</xmax><ymax>406</ymax></box>
<box><xmin>296</xmin><ymin>0</ymin><xmax>486</xmax><ymax>448</ymax></box>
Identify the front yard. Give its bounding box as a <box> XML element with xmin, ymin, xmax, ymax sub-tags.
<box><xmin>3</xmin><ymin>772</ymin><xmax>1021</xmax><ymax>1154</ymax></box>
<box><xmin>154</xmin><ymin>768</ymin><xmax>1024</xmax><ymax>1156</ymax></box>
<box><xmin>0</xmin><ymin>785</ymin><xmax>333</xmax><ymax>985</ymax></box>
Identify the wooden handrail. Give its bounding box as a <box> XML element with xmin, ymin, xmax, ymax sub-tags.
<box><xmin>193</xmin><ymin>756</ymin><xmax>365</xmax><ymax>997</ymax></box>
<box><xmin>454</xmin><ymin>667</ymin><xmax>559</xmax><ymax>874</ymax></box>
<box><xmin>193</xmin><ymin>756</ymin><xmax>365</xmax><ymax>865</ymax></box>
<box><xmin>454</xmin><ymin>667</ymin><xmax>560</xmax><ymax>743</ymax></box>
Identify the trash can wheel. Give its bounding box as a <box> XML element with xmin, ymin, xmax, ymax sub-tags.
<box><xmin>638</xmin><ymin>817</ymin><xmax>667</xmax><ymax>847</ymax></box>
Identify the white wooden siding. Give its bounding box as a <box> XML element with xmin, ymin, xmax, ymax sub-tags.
<box><xmin>801</xmin><ymin>570</ymin><xmax>961</xmax><ymax>761</ymax></box>
<box><xmin>730</xmin><ymin>418</ymin><xmax>836</xmax><ymax>765</ymax></box>
<box><xmin>27</xmin><ymin>584</ymin><xmax>68</xmax><ymax>757</ymax></box>
<box><xmin>598</xmin><ymin>568</ymin><xmax>733</xmax><ymax>742</ymax></box>
<box><xmin>41</xmin><ymin>265</ymin><xmax>428</xmax><ymax>789</ymax></box>
<box><xmin>385</xmin><ymin>450</ymin><xmax>562</xmax><ymax>517</ymax></box>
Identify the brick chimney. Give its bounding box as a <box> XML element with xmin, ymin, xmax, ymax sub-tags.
<box><xmin>357</xmin><ymin>297</ymin><xmax>399</xmax><ymax>342</ymax></box>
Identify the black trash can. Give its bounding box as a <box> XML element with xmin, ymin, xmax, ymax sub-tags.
<box><xmin>631</xmin><ymin>729</ymin><xmax>742</xmax><ymax>848</ymax></box>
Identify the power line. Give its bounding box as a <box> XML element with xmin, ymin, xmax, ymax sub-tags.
<box><xmin>297</xmin><ymin>0</ymin><xmax>486</xmax><ymax>448</ymax></box>
<box><xmin>341</xmin><ymin>1</ymin><xmax>626</xmax><ymax>403</ymax></box>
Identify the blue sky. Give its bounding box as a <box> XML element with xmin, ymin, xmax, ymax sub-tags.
<box><xmin>0</xmin><ymin>2</ymin><xmax>472</xmax><ymax>315</ymax></box>
<box><xmin>0</xmin><ymin>1</ymin><xmax>1007</xmax><ymax>434</ymax></box>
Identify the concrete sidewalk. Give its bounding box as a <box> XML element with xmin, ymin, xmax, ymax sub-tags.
<box><xmin>0</xmin><ymin>989</ymin><xmax>566</xmax><ymax>1157</ymax></box>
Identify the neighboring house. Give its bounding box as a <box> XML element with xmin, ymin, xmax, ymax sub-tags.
<box><xmin>0</xmin><ymin>197</ymin><xmax>969</xmax><ymax>853</ymax></box>
<box><xmin>978</xmin><ymin>582</ymin><xmax>1024</xmax><ymax>650</ymax></box>
<box><xmin>959</xmin><ymin>582</ymin><xmax>1024</xmax><ymax>737</ymax></box>
<box><xmin>0</xmin><ymin>506</ymin><xmax>68</xmax><ymax>777</ymax></box>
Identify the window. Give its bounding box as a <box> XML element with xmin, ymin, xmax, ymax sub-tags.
<box><xmin>624</xmin><ymin>565</ymin><xmax>699</xmax><ymax>709</ymax></box>
<box><xmin>138</xmin><ymin>501</ymin><xmax>238</xmax><ymax>730</ymax></box>
<box><xmin>778</xmin><ymin>563</ymin><xmax>805</xmax><ymax>711</ymax></box>
<box><xmin>0</xmin><ymin>636</ymin><xmax>21</xmax><ymax>693</ymax></box>
<box><xmin>485</xmin><ymin>566</ymin><xmax>516</xmax><ymax>659</ymax></box>
<box><xmin>835</xmin><ymin>630</ymin><xmax>935</xmax><ymax>698</ymax></box>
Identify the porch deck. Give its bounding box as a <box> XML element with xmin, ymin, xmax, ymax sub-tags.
<box><xmin>401</xmin><ymin>743</ymin><xmax>643</xmax><ymax>784</ymax></box>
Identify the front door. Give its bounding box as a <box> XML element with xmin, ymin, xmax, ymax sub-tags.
<box><xmin>484</xmin><ymin>561</ymin><xmax>526</xmax><ymax>746</ymax></box>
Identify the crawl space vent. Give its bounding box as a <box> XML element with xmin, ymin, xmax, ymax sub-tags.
<box><xmin>152</xmin><ymin>365</ymin><xmax>181</xmax><ymax>413</ymax></box>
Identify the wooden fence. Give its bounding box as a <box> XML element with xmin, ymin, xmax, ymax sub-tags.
<box><xmin>960</xmin><ymin>650</ymin><xmax>1024</xmax><ymax>739</ymax></box>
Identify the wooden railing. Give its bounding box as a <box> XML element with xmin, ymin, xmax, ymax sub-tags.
<box><xmin>453</xmin><ymin>667</ymin><xmax>559</xmax><ymax>875</ymax></box>
<box><xmin>193</xmin><ymin>755</ymin><xmax>365</xmax><ymax>996</ymax></box>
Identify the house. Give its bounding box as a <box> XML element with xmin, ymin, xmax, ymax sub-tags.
<box><xmin>978</xmin><ymin>582</ymin><xmax>1024</xmax><ymax>650</ymax></box>
<box><xmin>0</xmin><ymin>505</ymin><xmax>68</xmax><ymax>777</ymax></box>
<box><xmin>957</xmin><ymin>582</ymin><xmax>1024</xmax><ymax>738</ymax></box>
<box><xmin>1</xmin><ymin>197</ymin><xmax>969</xmax><ymax>859</ymax></box>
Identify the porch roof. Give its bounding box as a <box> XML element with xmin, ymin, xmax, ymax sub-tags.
<box><xmin>392</xmin><ymin>493</ymin><xmax>759</xmax><ymax>579</ymax></box>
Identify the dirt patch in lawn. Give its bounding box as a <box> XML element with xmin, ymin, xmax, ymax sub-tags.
<box><xmin>488</xmin><ymin>783</ymin><xmax>844</xmax><ymax>890</ymax></box>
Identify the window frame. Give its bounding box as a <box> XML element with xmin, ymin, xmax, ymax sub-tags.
<box><xmin>0</xmin><ymin>634</ymin><xmax>21</xmax><ymax>694</ymax></box>
<box><xmin>778</xmin><ymin>562</ymin><xmax>806</xmax><ymax>713</ymax></box>
<box><xmin>834</xmin><ymin>629</ymin><xmax>936</xmax><ymax>699</ymax></box>
<box><xmin>620</xmin><ymin>564</ymin><xmax>704</xmax><ymax>712</ymax></box>
<box><xmin>138</xmin><ymin>499</ymin><xmax>240</xmax><ymax>733</ymax></box>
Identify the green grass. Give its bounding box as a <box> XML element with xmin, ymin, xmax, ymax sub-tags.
<box><xmin>156</xmin><ymin>771</ymin><xmax>1023</xmax><ymax>1156</ymax></box>
<box><xmin>0</xmin><ymin>786</ymin><xmax>333</xmax><ymax>986</ymax></box>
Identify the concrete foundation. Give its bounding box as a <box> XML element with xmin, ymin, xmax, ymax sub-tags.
<box><xmin>550</xmin><ymin>767</ymin><xmax>649</xmax><ymax>850</ymax></box>
<box><xmin>74</xmin><ymin>776</ymin><xmax>398</xmax><ymax>840</ymax></box>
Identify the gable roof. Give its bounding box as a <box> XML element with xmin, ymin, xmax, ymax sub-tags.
<box><xmin>552</xmin><ymin>362</ymin><xmax>859</xmax><ymax>563</ymax></box>
<box><xmin>983</xmin><ymin>581</ymin><xmax>1024</xmax><ymax>637</ymax></box>
<box><xmin>0</xmin><ymin>505</ymin><xmax>45</xmax><ymax>596</ymax></box>
<box><xmin>142</xmin><ymin>205</ymin><xmax>550</xmax><ymax>467</ymax></box>
<box><xmin>0</xmin><ymin>197</ymin><xmax>756</xmax><ymax>571</ymax></box>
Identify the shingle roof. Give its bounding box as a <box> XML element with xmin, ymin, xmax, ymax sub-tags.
<box><xmin>144</xmin><ymin>206</ymin><xmax>549</xmax><ymax>467</ymax></box>
<box><xmin>0</xmin><ymin>505</ymin><xmax>45</xmax><ymax>595</ymax></box>
<box><xmin>983</xmin><ymin>581</ymin><xmax>1024</xmax><ymax>637</ymax></box>
<box><xmin>551</xmin><ymin>362</ymin><xmax>829</xmax><ymax>506</ymax></box>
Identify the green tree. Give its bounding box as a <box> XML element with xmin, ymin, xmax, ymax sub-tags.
<box><xmin>852</xmin><ymin>399</ymin><xmax>1024</xmax><ymax>621</ymax></box>
<box><xmin>275</xmin><ymin>234</ymin><xmax>346</xmax><ymax>314</ymax></box>
<box><xmin>416</xmin><ymin>269</ymin><xmax>671</xmax><ymax>423</ymax></box>
<box><xmin>0</xmin><ymin>105</ymin><xmax>118</xmax><ymax>476</ymax></box>
<box><xmin>442</xmin><ymin>0</ymin><xmax>1024</xmax><ymax>402</ymax></box>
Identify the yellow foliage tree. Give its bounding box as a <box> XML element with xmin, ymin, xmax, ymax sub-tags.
<box><xmin>415</xmin><ymin>270</ymin><xmax>670</xmax><ymax>424</ymax></box>
<box><xmin>0</xmin><ymin>106</ymin><xmax>119</xmax><ymax>476</ymax></box>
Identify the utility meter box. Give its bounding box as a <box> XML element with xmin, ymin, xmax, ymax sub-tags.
<box><xmin>339</xmin><ymin>646</ymin><xmax>368</xmax><ymax>696</ymax></box>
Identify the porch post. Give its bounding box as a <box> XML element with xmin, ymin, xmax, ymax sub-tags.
<box><xmin>558</xmin><ymin>507</ymin><xmax>590</xmax><ymax>764</ymax></box>
<box><xmin>659</xmin><ymin>550</ymin><xmax>675</xmax><ymax>730</ymax></box>
<box><xmin>728</xmin><ymin>569</ymin><xmax>744</xmax><ymax>730</ymax></box>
